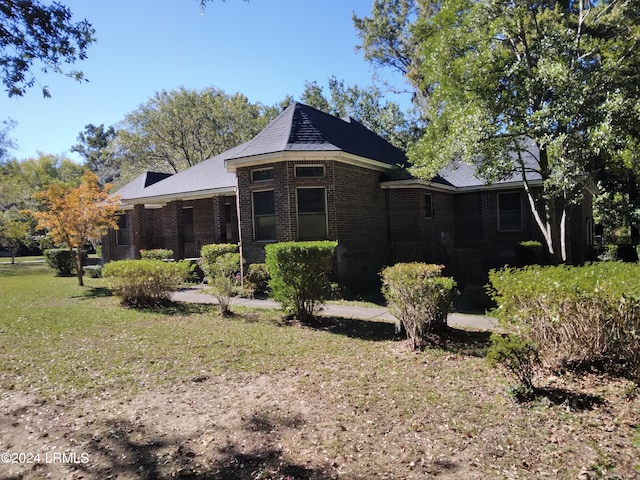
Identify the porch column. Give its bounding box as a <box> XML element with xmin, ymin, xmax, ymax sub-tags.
<box><xmin>132</xmin><ymin>204</ymin><xmax>146</xmax><ymax>259</ymax></box>
<box><xmin>163</xmin><ymin>200</ymin><xmax>183</xmax><ymax>259</ymax></box>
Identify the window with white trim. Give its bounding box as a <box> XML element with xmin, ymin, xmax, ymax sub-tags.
<box><xmin>498</xmin><ymin>192</ymin><xmax>523</xmax><ymax>231</ymax></box>
<box><xmin>116</xmin><ymin>214</ymin><xmax>129</xmax><ymax>246</ymax></box>
<box><xmin>295</xmin><ymin>165</ymin><xmax>325</xmax><ymax>178</ymax></box>
<box><xmin>297</xmin><ymin>187</ymin><xmax>327</xmax><ymax>240</ymax></box>
<box><xmin>252</xmin><ymin>190</ymin><xmax>276</xmax><ymax>241</ymax></box>
<box><xmin>251</xmin><ymin>168</ymin><xmax>274</xmax><ymax>182</ymax></box>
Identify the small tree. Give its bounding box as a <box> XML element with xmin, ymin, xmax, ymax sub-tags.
<box><xmin>0</xmin><ymin>210</ymin><xmax>30</xmax><ymax>264</ymax></box>
<box><xmin>265</xmin><ymin>241</ymin><xmax>337</xmax><ymax>322</ymax></box>
<box><xmin>487</xmin><ymin>333</ymin><xmax>540</xmax><ymax>401</ymax></box>
<box><xmin>26</xmin><ymin>170</ymin><xmax>120</xmax><ymax>286</ymax></box>
<box><xmin>200</xmin><ymin>243</ymin><xmax>241</xmax><ymax>316</ymax></box>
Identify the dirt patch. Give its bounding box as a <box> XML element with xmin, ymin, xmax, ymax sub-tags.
<box><xmin>1</xmin><ymin>358</ymin><xmax>639</xmax><ymax>479</ymax></box>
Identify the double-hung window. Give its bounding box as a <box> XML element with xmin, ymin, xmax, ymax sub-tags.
<box><xmin>116</xmin><ymin>214</ymin><xmax>129</xmax><ymax>246</ymax></box>
<box><xmin>252</xmin><ymin>190</ymin><xmax>276</xmax><ymax>241</ymax></box>
<box><xmin>498</xmin><ymin>192</ymin><xmax>523</xmax><ymax>231</ymax></box>
<box><xmin>424</xmin><ymin>194</ymin><xmax>433</xmax><ymax>219</ymax></box>
<box><xmin>297</xmin><ymin>187</ymin><xmax>327</xmax><ymax>240</ymax></box>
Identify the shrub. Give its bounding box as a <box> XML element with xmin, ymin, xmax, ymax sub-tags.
<box><xmin>246</xmin><ymin>263</ymin><xmax>270</xmax><ymax>295</ymax></box>
<box><xmin>44</xmin><ymin>248</ymin><xmax>75</xmax><ymax>276</ymax></box>
<box><xmin>200</xmin><ymin>244</ymin><xmax>242</xmax><ymax>315</ymax></box>
<box><xmin>200</xmin><ymin>244</ymin><xmax>238</xmax><ymax>275</ymax></box>
<box><xmin>140</xmin><ymin>248</ymin><xmax>173</xmax><ymax>261</ymax></box>
<box><xmin>85</xmin><ymin>264</ymin><xmax>103</xmax><ymax>278</ymax></box>
<box><xmin>489</xmin><ymin>263</ymin><xmax>640</xmax><ymax>376</ymax></box>
<box><xmin>265</xmin><ymin>241</ymin><xmax>337</xmax><ymax>321</ymax></box>
<box><xmin>514</xmin><ymin>240</ymin><xmax>545</xmax><ymax>266</ymax></box>
<box><xmin>487</xmin><ymin>333</ymin><xmax>540</xmax><ymax>400</ymax></box>
<box><xmin>381</xmin><ymin>263</ymin><xmax>457</xmax><ymax>350</ymax></box>
<box><xmin>103</xmin><ymin>259</ymin><xmax>192</xmax><ymax>307</ymax></box>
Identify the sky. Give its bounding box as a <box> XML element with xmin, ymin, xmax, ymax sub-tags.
<box><xmin>2</xmin><ymin>0</ymin><xmax>409</xmax><ymax>163</ymax></box>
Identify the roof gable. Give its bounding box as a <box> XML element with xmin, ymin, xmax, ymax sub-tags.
<box><xmin>115</xmin><ymin>171</ymin><xmax>173</xmax><ymax>200</ymax></box>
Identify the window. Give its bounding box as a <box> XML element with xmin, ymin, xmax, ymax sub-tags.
<box><xmin>295</xmin><ymin>165</ymin><xmax>325</xmax><ymax>178</ymax></box>
<box><xmin>425</xmin><ymin>194</ymin><xmax>433</xmax><ymax>219</ymax></box>
<box><xmin>297</xmin><ymin>188</ymin><xmax>327</xmax><ymax>240</ymax></box>
<box><xmin>252</xmin><ymin>190</ymin><xmax>276</xmax><ymax>241</ymax></box>
<box><xmin>251</xmin><ymin>168</ymin><xmax>274</xmax><ymax>182</ymax></box>
<box><xmin>182</xmin><ymin>207</ymin><xmax>194</xmax><ymax>243</ymax></box>
<box><xmin>498</xmin><ymin>192</ymin><xmax>523</xmax><ymax>231</ymax></box>
<box><xmin>116</xmin><ymin>214</ymin><xmax>129</xmax><ymax>246</ymax></box>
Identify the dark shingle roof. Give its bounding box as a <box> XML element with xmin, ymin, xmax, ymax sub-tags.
<box><xmin>227</xmin><ymin>102</ymin><xmax>408</xmax><ymax>167</ymax></box>
<box><xmin>117</xmin><ymin>102</ymin><xmax>410</xmax><ymax>203</ymax></box>
<box><xmin>437</xmin><ymin>139</ymin><xmax>542</xmax><ymax>188</ymax></box>
<box><xmin>126</xmin><ymin>145</ymin><xmax>243</xmax><ymax>202</ymax></box>
<box><xmin>115</xmin><ymin>171</ymin><xmax>173</xmax><ymax>200</ymax></box>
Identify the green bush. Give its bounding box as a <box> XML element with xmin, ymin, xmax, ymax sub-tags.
<box><xmin>85</xmin><ymin>265</ymin><xmax>103</xmax><ymax>278</ymax></box>
<box><xmin>381</xmin><ymin>263</ymin><xmax>457</xmax><ymax>350</ymax></box>
<box><xmin>487</xmin><ymin>333</ymin><xmax>540</xmax><ymax>400</ymax></box>
<box><xmin>140</xmin><ymin>248</ymin><xmax>174</xmax><ymax>260</ymax></box>
<box><xmin>103</xmin><ymin>259</ymin><xmax>192</xmax><ymax>307</ymax></box>
<box><xmin>265</xmin><ymin>241</ymin><xmax>337</xmax><ymax>321</ymax></box>
<box><xmin>204</xmin><ymin>252</ymin><xmax>241</xmax><ymax>316</ymax></box>
<box><xmin>44</xmin><ymin>248</ymin><xmax>75</xmax><ymax>276</ymax></box>
<box><xmin>514</xmin><ymin>240</ymin><xmax>545</xmax><ymax>266</ymax></box>
<box><xmin>200</xmin><ymin>244</ymin><xmax>238</xmax><ymax>275</ymax></box>
<box><xmin>489</xmin><ymin>263</ymin><xmax>640</xmax><ymax>376</ymax></box>
<box><xmin>246</xmin><ymin>263</ymin><xmax>270</xmax><ymax>295</ymax></box>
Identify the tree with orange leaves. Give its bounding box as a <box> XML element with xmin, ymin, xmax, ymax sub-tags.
<box><xmin>27</xmin><ymin>170</ymin><xmax>120</xmax><ymax>286</ymax></box>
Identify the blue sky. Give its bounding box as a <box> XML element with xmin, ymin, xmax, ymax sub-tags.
<box><xmin>3</xmin><ymin>0</ymin><xmax>408</xmax><ymax>162</ymax></box>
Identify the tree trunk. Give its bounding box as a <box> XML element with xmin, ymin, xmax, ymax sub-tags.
<box><xmin>73</xmin><ymin>247</ymin><xmax>84</xmax><ymax>286</ymax></box>
<box><xmin>520</xmin><ymin>146</ymin><xmax>567</xmax><ymax>264</ymax></box>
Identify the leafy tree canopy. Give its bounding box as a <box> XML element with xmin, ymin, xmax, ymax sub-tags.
<box><xmin>401</xmin><ymin>0</ymin><xmax>640</xmax><ymax>260</ymax></box>
<box><xmin>26</xmin><ymin>170</ymin><xmax>119</xmax><ymax>285</ymax></box>
<box><xmin>300</xmin><ymin>76</ymin><xmax>424</xmax><ymax>151</ymax></box>
<box><xmin>71</xmin><ymin>123</ymin><xmax>117</xmax><ymax>184</ymax></box>
<box><xmin>0</xmin><ymin>153</ymin><xmax>84</xmax><ymax>211</ymax></box>
<box><xmin>0</xmin><ymin>0</ymin><xmax>95</xmax><ymax>97</ymax></box>
<box><xmin>0</xmin><ymin>118</ymin><xmax>17</xmax><ymax>162</ymax></box>
<box><xmin>111</xmin><ymin>86</ymin><xmax>276</xmax><ymax>184</ymax></box>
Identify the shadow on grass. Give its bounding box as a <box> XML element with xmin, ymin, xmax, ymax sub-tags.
<box><xmin>427</xmin><ymin>327</ymin><xmax>493</xmax><ymax>358</ymax></box>
<box><xmin>534</xmin><ymin>387</ymin><xmax>605</xmax><ymax>411</ymax></box>
<box><xmin>74</xmin><ymin>286</ymin><xmax>113</xmax><ymax>299</ymax></box>
<box><xmin>296</xmin><ymin>316</ymin><xmax>495</xmax><ymax>354</ymax></box>
<box><xmin>304</xmin><ymin>315</ymin><xmax>400</xmax><ymax>342</ymax></box>
<box><xmin>129</xmin><ymin>301</ymin><xmax>216</xmax><ymax>316</ymax></box>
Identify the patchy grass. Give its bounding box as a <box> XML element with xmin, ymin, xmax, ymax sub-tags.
<box><xmin>0</xmin><ymin>265</ymin><xmax>639</xmax><ymax>479</ymax></box>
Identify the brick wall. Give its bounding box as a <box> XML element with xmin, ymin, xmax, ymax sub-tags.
<box><xmin>387</xmin><ymin>189</ymin><xmax>455</xmax><ymax>264</ymax></box>
<box><xmin>236</xmin><ymin>160</ymin><xmax>390</xmax><ymax>287</ymax></box>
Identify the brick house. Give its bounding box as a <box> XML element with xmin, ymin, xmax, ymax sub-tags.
<box><xmin>103</xmin><ymin>102</ymin><xmax>594</xmax><ymax>287</ymax></box>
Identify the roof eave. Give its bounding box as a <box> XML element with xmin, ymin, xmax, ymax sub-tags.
<box><xmin>381</xmin><ymin>178</ymin><xmax>544</xmax><ymax>193</ymax></box>
<box><xmin>120</xmin><ymin>185</ymin><xmax>236</xmax><ymax>207</ymax></box>
<box><xmin>381</xmin><ymin>179</ymin><xmax>457</xmax><ymax>193</ymax></box>
<box><xmin>225</xmin><ymin>150</ymin><xmax>397</xmax><ymax>173</ymax></box>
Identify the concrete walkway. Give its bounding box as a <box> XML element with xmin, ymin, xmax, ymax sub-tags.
<box><xmin>173</xmin><ymin>287</ymin><xmax>500</xmax><ymax>331</ymax></box>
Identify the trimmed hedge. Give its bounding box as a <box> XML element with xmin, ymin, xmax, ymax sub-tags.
<box><xmin>140</xmin><ymin>249</ymin><xmax>174</xmax><ymax>260</ymax></box>
<box><xmin>246</xmin><ymin>263</ymin><xmax>270</xmax><ymax>295</ymax></box>
<box><xmin>44</xmin><ymin>248</ymin><xmax>75</xmax><ymax>276</ymax></box>
<box><xmin>265</xmin><ymin>241</ymin><xmax>337</xmax><ymax>321</ymax></box>
<box><xmin>103</xmin><ymin>259</ymin><xmax>192</xmax><ymax>307</ymax></box>
<box><xmin>381</xmin><ymin>263</ymin><xmax>457</xmax><ymax>349</ymax></box>
<box><xmin>489</xmin><ymin>263</ymin><xmax>640</xmax><ymax>376</ymax></box>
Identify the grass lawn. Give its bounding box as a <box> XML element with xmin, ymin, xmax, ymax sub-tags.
<box><xmin>0</xmin><ymin>264</ymin><xmax>638</xmax><ymax>479</ymax></box>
